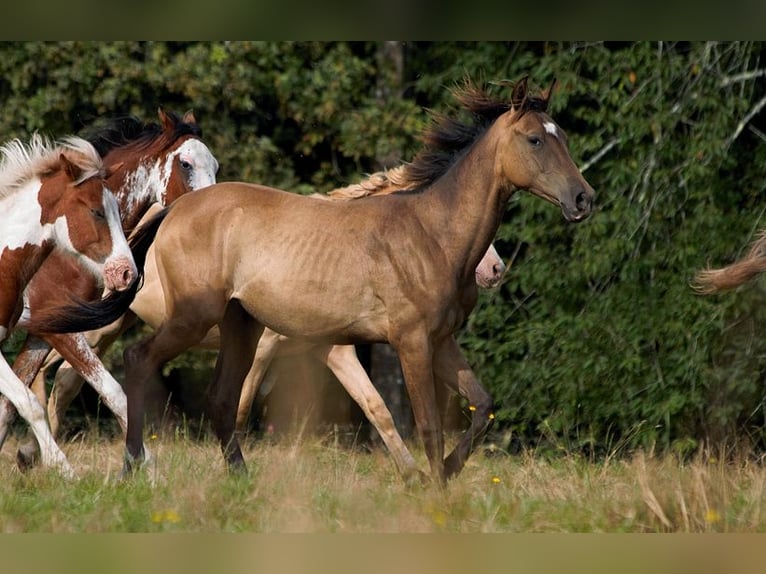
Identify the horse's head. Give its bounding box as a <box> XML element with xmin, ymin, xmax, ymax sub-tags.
<box><xmin>42</xmin><ymin>141</ymin><xmax>137</xmax><ymax>292</ymax></box>
<box><xmin>157</xmin><ymin>108</ymin><xmax>219</xmax><ymax>205</ymax></box>
<box><xmin>496</xmin><ymin>77</ymin><xmax>594</xmax><ymax>223</ymax></box>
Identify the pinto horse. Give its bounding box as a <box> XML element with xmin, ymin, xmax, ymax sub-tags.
<box><xmin>57</xmin><ymin>78</ymin><xmax>594</xmax><ymax>485</ymax></box>
<box><xmin>0</xmin><ymin>134</ymin><xmax>137</xmax><ymax>476</ymax></box>
<box><xmin>0</xmin><ymin>109</ymin><xmax>218</xmax><ymax>468</ymax></box>
<box><xmin>22</xmin><ymin>166</ymin><xmax>507</xmax><ymax>482</ymax></box>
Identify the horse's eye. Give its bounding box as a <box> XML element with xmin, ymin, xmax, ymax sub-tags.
<box><xmin>528</xmin><ymin>136</ymin><xmax>542</xmax><ymax>147</ymax></box>
<box><xmin>91</xmin><ymin>208</ymin><xmax>105</xmax><ymax>220</ymax></box>
<box><xmin>180</xmin><ymin>159</ymin><xmax>193</xmax><ymax>171</ymax></box>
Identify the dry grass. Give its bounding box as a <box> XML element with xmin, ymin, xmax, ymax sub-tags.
<box><xmin>1</xmin><ymin>429</ymin><xmax>765</xmax><ymax>532</ymax></box>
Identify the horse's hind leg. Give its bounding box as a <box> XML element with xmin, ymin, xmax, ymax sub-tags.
<box><xmin>433</xmin><ymin>335</ymin><xmax>494</xmax><ymax>481</ymax></box>
<box><xmin>235</xmin><ymin>329</ymin><xmax>283</xmax><ymax>433</ymax></box>
<box><xmin>312</xmin><ymin>344</ymin><xmax>424</xmax><ymax>485</ymax></box>
<box><xmin>209</xmin><ymin>298</ymin><xmax>263</xmax><ymax>472</ymax></box>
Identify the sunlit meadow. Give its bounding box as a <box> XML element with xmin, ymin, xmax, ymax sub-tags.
<box><xmin>0</xmin><ymin>425</ymin><xmax>765</xmax><ymax>533</ymax></box>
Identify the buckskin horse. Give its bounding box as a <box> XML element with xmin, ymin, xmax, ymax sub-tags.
<box><xmin>0</xmin><ymin>134</ymin><xmax>137</xmax><ymax>476</ymax></box>
<box><xmin>23</xmin><ymin>166</ymin><xmax>507</xmax><ymax>482</ymax></box>
<box><xmin>53</xmin><ymin>77</ymin><xmax>594</xmax><ymax>485</ymax></box>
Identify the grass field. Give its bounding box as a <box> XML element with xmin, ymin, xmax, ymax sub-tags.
<box><xmin>0</xmin><ymin>426</ymin><xmax>765</xmax><ymax>533</ymax></box>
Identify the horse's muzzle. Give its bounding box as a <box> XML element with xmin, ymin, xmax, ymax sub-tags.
<box><xmin>562</xmin><ymin>186</ymin><xmax>594</xmax><ymax>222</ymax></box>
<box><xmin>104</xmin><ymin>256</ymin><xmax>138</xmax><ymax>292</ymax></box>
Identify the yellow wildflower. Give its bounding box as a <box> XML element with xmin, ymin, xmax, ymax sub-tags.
<box><xmin>705</xmin><ymin>509</ymin><xmax>721</xmax><ymax>524</ymax></box>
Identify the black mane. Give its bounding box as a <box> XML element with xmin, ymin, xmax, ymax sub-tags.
<box><xmin>80</xmin><ymin>110</ymin><xmax>202</xmax><ymax>157</ymax></box>
<box><xmin>402</xmin><ymin>79</ymin><xmax>549</xmax><ymax>190</ymax></box>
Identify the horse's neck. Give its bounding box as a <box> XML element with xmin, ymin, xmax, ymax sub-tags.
<box><xmin>110</xmin><ymin>155</ymin><xmax>165</xmax><ymax>230</ymax></box>
<box><xmin>0</xmin><ymin>183</ymin><xmax>59</xmax><ymax>252</ymax></box>
<box><xmin>418</xmin><ymin>138</ymin><xmax>512</xmax><ymax>280</ymax></box>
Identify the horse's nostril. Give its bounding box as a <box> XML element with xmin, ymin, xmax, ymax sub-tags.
<box><xmin>122</xmin><ymin>268</ymin><xmax>133</xmax><ymax>284</ymax></box>
<box><xmin>576</xmin><ymin>191</ymin><xmax>590</xmax><ymax>211</ymax></box>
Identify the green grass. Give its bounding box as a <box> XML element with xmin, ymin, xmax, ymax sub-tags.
<box><xmin>1</xmin><ymin>429</ymin><xmax>765</xmax><ymax>532</ymax></box>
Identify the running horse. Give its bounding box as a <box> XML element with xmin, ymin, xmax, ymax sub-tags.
<box><xmin>0</xmin><ymin>109</ymin><xmax>218</xmax><ymax>468</ymax></box>
<box><xmin>0</xmin><ymin>134</ymin><xmax>137</xmax><ymax>477</ymax></box>
<box><xmin>57</xmin><ymin>78</ymin><xmax>594</xmax><ymax>485</ymax></box>
<box><xmin>21</xmin><ymin>167</ymin><xmax>507</xmax><ymax>483</ymax></box>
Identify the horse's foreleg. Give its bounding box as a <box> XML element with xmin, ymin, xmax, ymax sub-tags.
<box><xmin>0</xmin><ymin>336</ymin><xmax>53</xmax><ymax>451</ymax></box>
<box><xmin>210</xmin><ymin>298</ymin><xmax>263</xmax><ymax>472</ymax></box>
<box><xmin>47</xmin><ymin>312</ymin><xmax>134</xmax><ymax>439</ymax></box>
<box><xmin>433</xmin><ymin>336</ymin><xmax>494</xmax><ymax>480</ymax></box>
<box><xmin>122</xmin><ymin>317</ymin><xmax>208</xmax><ymax>475</ymax></box>
<box><xmin>394</xmin><ymin>332</ymin><xmax>445</xmax><ymax>486</ymax></box>
<box><xmin>42</xmin><ymin>333</ymin><xmax>129</xmax><ymax>433</ymax></box>
<box><xmin>13</xmin><ymin>333</ymin><xmax>134</xmax><ymax>475</ymax></box>
<box><xmin>235</xmin><ymin>329</ymin><xmax>283</xmax><ymax>433</ymax></box>
<box><xmin>315</xmin><ymin>343</ymin><xmax>424</xmax><ymax>485</ymax></box>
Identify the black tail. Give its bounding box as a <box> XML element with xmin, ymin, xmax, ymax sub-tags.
<box><xmin>29</xmin><ymin>206</ymin><xmax>171</xmax><ymax>334</ymax></box>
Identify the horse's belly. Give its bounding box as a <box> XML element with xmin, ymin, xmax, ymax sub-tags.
<box><xmin>234</xmin><ymin>280</ymin><xmax>387</xmax><ymax>344</ymax></box>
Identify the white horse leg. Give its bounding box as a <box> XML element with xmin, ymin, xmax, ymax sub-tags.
<box><xmin>313</xmin><ymin>344</ymin><xmax>423</xmax><ymax>484</ymax></box>
<box><xmin>0</xmin><ymin>336</ymin><xmax>55</xmax><ymax>450</ymax></box>
<box><xmin>0</xmin><ymin>354</ymin><xmax>74</xmax><ymax>477</ymax></box>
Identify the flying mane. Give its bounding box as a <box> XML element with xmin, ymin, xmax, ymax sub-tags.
<box><xmin>0</xmin><ymin>134</ymin><xmax>104</xmax><ymax>200</ymax></box>
<box><xmin>81</xmin><ymin>110</ymin><xmax>202</xmax><ymax>157</ymax></box>
<box><xmin>325</xmin><ymin>78</ymin><xmax>552</xmax><ymax>200</ymax></box>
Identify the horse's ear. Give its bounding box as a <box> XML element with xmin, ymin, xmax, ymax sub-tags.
<box><xmin>183</xmin><ymin>109</ymin><xmax>197</xmax><ymax>125</ymax></box>
<box><xmin>542</xmin><ymin>78</ymin><xmax>557</xmax><ymax>110</ymax></box>
<box><xmin>60</xmin><ymin>153</ymin><xmax>81</xmax><ymax>182</ymax></box>
<box><xmin>511</xmin><ymin>76</ymin><xmax>529</xmax><ymax>111</ymax></box>
<box><xmin>158</xmin><ymin>106</ymin><xmax>174</xmax><ymax>131</ymax></box>
<box><xmin>104</xmin><ymin>161</ymin><xmax>124</xmax><ymax>180</ymax></box>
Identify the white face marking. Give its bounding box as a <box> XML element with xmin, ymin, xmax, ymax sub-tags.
<box><xmin>174</xmin><ymin>138</ymin><xmax>218</xmax><ymax>191</ymax></box>
<box><xmin>122</xmin><ymin>139</ymin><xmax>218</xmax><ymax>214</ymax></box>
<box><xmin>101</xmin><ymin>187</ymin><xmax>134</xmax><ymax>261</ymax></box>
<box><xmin>0</xmin><ymin>178</ymin><xmax>52</xmax><ymax>250</ymax></box>
<box><xmin>543</xmin><ymin>121</ymin><xmax>559</xmax><ymax>138</ymax></box>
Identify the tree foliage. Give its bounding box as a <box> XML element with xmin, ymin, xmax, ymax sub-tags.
<box><xmin>3</xmin><ymin>41</ymin><xmax>766</xmax><ymax>456</ymax></box>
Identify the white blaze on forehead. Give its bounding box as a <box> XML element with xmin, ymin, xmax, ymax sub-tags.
<box><xmin>0</xmin><ymin>178</ymin><xmax>52</xmax><ymax>250</ymax></box>
<box><xmin>172</xmin><ymin>138</ymin><xmax>218</xmax><ymax>190</ymax></box>
<box><xmin>543</xmin><ymin>121</ymin><xmax>559</xmax><ymax>138</ymax></box>
<box><xmin>101</xmin><ymin>188</ymin><xmax>133</xmax><ymax>261</ymax></box>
